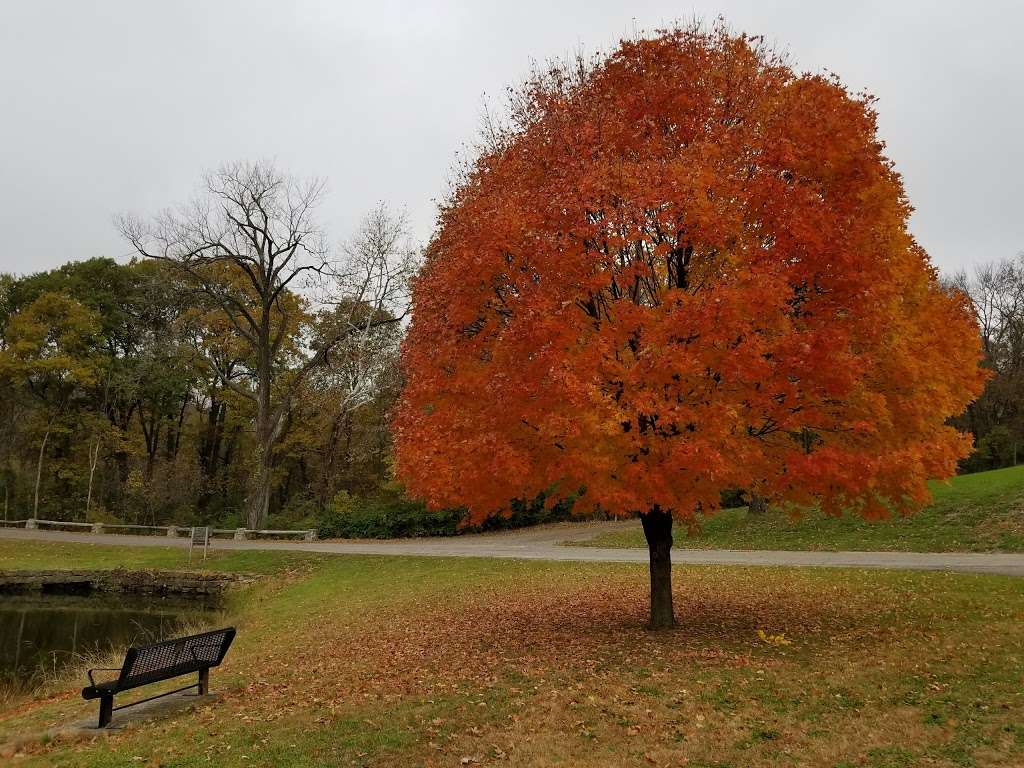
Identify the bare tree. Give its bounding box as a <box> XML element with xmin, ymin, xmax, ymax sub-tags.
<box><xmin>121</xmin><ymin>162</ymin><xmax>415</xmax><ymax>528</ymax></box>
<box><xmin>314</xmin><ymin>205</ymin><xmax>415</xmax><ymax>406</ymax></box>
<box><xmin>950</xmin><ymin>254</ymin><xmax>1024</xmax><ymax>466</ymax></box>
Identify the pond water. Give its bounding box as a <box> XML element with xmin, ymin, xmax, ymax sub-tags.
<box><xmin>0</xmin><ymin>592</ymin><xmax>221</xmax><ymax>694</ymax></box>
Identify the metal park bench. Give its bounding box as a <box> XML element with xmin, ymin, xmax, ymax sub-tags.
<box><xmin>82</xmin><ymin>627</ymin><xmax>236</xmax><ymax>728</ymax></box>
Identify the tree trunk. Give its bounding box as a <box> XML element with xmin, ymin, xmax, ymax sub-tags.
<box><xmin>167</xmin><ymin>397</ymin><xmax>187</xmax><ymax>460</ymax></box>
<box><xmin>748</xmin><ymin>492</ymin><xmax>768</xmax><ymax>515</ymax></box>
<box><xmin>341</xmin><ymin>409</ymin><xmax>354</xmax><ymax>491</ymax></box>
<box><xmin>33</xmin><ymin>426</ymin><xmax>52</xmax><ymax>520</ymax></box>
<box><xmin>144</xmin><ymin>420</ymin><xmax>160</xmax><ymax>482</ymax></box>
<box><xmin>640</xmin><ymin>507</ymin><xmax>676</xmax><ymax>630</ymax></box>
<box><xmin>318</xmin><ymin>411</ymin><xmax>345</xmax><ymax>507</ymax></box>
<box><xmin>246</xmin><ymin>443</ymin><xmax>273</xmax><ymax>530</ymax></box>
<box><xmin>85</xmin><ymin>437</ymin><xmax>101</xmax><ymax>518</ymax></box>
<box><xmin>111</xmin><ymin>403</ymin><xmax>133</xmax><ymax>514</ymax></box>
<box><xmin>245</xmin><ymin>326</ymin><xmax>276</xmax><ymax>531</ymax></box>
<box><xmin>245</xmin><ymin>370</ymin><xmax>278</xmax><ymax>530</ymax></box>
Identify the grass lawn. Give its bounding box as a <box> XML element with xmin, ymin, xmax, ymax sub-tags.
<box><xmin>1</xmin><ymin>540</ymin><xmax>1022</xmax><ymax>767</ymax></box>
<box><xmin>580</xmin><ymin>465</ymin><xmax>1024</xmax><ymax>553</ymax></box>
<box><xmin>0</xmin><ymin>538</ymin><xmax>322</xmax><ymax>575</ymax></box>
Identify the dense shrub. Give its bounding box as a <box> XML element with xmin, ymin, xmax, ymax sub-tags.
<box><xmin>317</xmin><ymin>491</ymin><xmax>464</xmax><ymax>538</ymax></box>
<box><xmin>268</xmin><ymin>492</ymin><xmax>320</xmax><ymax>531</ymax></box>
<box><xmin>719</xmin><ymin>489</ymin><xmax>747</xmax><ymax>509</ymax></box>
<box><xmin>960</xmin><ymin>426</ymin><xmax>1019</xmax><ymax>474</ymax></box>
<box><xmin>317</xmin><ymin>490</ymin><xmax>587</xmax><ymax>539</ymax></box>
<box><xmin>476</xmin><ymin>493</ymin><xmax>582</xmax><ymax>531</ymax></box>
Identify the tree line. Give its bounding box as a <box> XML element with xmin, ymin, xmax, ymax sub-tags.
<box><xmin>0</xmin><ymin>163</ymin><xmax>412</xmax><ymax>531</ymax></box>
<box><xmin>951</xmin><ymin>258</ymin><xmax>1024</xmax><ymax>471</ymax></box>
<box><xmin>0</xmin><ymin>159</ymin><xmax>1019</xmax><ymax>534</ymax></box>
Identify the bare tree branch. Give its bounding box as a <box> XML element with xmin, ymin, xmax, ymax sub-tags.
<box><xmin>119</xmin><ymin>164</ymin><xmax>417</xmax><ymax>528</ymax></box>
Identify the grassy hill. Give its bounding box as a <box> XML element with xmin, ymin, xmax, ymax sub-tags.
<box><xmin>581</xmin><ymin>465</ymin><xmax>1024</xmax><ymax>552</ymax></box>
<box><xmin>1</xmin><ymin>540</ymin><xmax>1023</xmax><ymax>767</ymax></box>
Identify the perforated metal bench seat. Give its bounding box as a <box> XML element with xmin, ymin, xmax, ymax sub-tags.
<box><xmin>82</xmin><ymin>627</ymin><xmax>236</xmax><ymax>727</ymax></box>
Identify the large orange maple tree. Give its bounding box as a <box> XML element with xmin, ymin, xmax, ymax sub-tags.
<box><xmin>394</xmin><ymin>26</ymin><xmax>986</xmax><ymax>628</ymax></box>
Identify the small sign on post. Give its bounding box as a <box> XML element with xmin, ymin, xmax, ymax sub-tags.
<box><xmin>189</xmin><ymin>526</ymin><xmax>210</xmax><ymax>563</ymax></box>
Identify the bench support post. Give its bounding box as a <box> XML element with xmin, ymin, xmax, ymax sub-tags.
<box><xmin>198</xmin><ymin>667</ymin><xmax>209</xmax><ymax>695</ymax></box>
<box><xmin>98</xmin><ymin>694</ymin><xmax>113</xmax><ymax>728</ymax></box>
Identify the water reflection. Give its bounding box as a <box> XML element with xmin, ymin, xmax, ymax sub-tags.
<box><xmin>0</xmin><ymin>592</ymin><xmax>221</xmax><ymax>692</ymax></box>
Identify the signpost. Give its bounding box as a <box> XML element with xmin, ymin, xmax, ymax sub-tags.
<box><xmin>189</xmin><ymin>526</ymin><xmax>210</xmax><ymax>563</ymax></box>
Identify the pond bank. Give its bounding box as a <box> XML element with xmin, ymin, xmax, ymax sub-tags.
<box><xmin>0</xmin><ymin>569</ymin><xmax>254</xmax><ymax>596</ymax></box>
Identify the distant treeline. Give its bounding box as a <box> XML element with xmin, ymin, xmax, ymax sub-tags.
<box><xmin>0</xmin><ymin>163</ymin><xmax>1019</xmax><ymax>533</ymax></box>
<box><xmin>950</xmin><ymin>256</ymin><xmax>1024</xmax><ymax>472</ymax></box>
<box><xmin>0</xmin><ymin>256</ymin><xmax>402</xmax><ymax>532</ymax></box>
<box><xmin>0</xmin><ymin>161</ymin><xmax>584</xmax><ymax>537</ymax></box>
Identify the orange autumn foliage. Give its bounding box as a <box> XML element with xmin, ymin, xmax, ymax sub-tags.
<box><xmin>394</xmin><ymin>26</ymin><xmax>986</xmax><ymax>527</ymax></box>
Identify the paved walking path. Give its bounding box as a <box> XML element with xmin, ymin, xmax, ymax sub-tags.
<box><xmin>3</xmin><ymin>523</ymin><xmax>1023</xmax><ymax>576</ymax></box>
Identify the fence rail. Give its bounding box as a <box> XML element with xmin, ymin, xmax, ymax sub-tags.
<box><xmin>8</xmin><ymin>518</ymin><xmax>317</xmax><ymax>541</ymax></box>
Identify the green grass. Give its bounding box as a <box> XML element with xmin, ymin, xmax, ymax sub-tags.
<box><xmin>580</xmin><ymin>465</ymin><xmax>1024</xmax><ymax>552</ymax></box>
<box><xmin>0</xmin><ymin>540</ymin><xmax>1022</xmax><ymax>766</ymax></box>
<box><xmin>0</xmin><ymin>539</ymin><xmax>322</xmax><ymax>574</ymax></box>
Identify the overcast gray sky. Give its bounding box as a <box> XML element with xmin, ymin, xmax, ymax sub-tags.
<box><xmin>1</xmin><ymin>0</ymin><xmax>1021</xmax><ymax>277</ymax></box>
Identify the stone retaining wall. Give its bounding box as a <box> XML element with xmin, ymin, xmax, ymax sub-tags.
<box><xmin>0</xmin><ymin>569</ymin><xmax>253</xmax><ymax>596</ymax></box>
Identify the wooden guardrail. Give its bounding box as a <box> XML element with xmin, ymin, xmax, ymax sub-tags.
<box><xmin>9</xmin><ymin>518</ymin><xmax>317</xmax><ymax>541</ymax></box>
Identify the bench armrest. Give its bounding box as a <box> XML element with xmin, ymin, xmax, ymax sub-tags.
<box><xmin>87</xmin><ymin>667</ymin><xmax>122</xmax><ymax>686</ymax></box>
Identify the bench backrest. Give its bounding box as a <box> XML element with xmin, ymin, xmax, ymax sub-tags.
<box><xmin>117</xmin><ymin>627</ymin><xmax>235</xmax><ymax>690</ymax></box>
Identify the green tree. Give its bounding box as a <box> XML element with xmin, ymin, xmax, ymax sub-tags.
<box><xmin>0</xmin><ymin>292</ymin><xmax>101</xmax><ymax>517</ymax></box>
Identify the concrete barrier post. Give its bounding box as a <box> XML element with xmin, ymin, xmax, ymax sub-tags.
<box><xmin>234</xmin><ymin>528</ymin><xmax>247</xmax><ymax>541</ymax></box>
<box><xmin>304</xmin><ymin>529</ymin><xmax>317</xmax><ymax>541</ymax></box>
<box><xmin>25</xmin><ymin>518</ymin><xmax>37</xmax><ymax>530</ymax></box>
<box><xmin>91</xmin><ymin>522</ymin><xmax>103</xmax><ymax>534</ymax></box>
<box><xmin>166</xmin><ymin>526</ymin><xmax>178</xmax><ymax>537</ymax></box>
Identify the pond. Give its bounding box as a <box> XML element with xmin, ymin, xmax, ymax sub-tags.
<box><xmin>0</xmin><ymin>592</ymin><xmax>221</xmax><ymax>695</ymax></box>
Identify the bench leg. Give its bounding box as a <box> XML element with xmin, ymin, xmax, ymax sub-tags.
<box><xmin>98</xmin><ymin>694</ymin><xmax>113</xmax><ymax>728</ymax></box>
<box><xmin>198</xmin><ymin>667</ymin><xmax>209</xmax><ymax>695</ymax></box>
